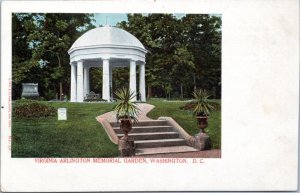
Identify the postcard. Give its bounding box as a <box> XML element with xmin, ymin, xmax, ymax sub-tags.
<box><xmin>1</xmin><ymin>0</ymin><xmax>298</xmax><ymax>191</ymax></box>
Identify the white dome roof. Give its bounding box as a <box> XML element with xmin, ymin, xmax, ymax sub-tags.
<box><xmin>69</xmin><ymin>26</ymin><xmax>145</xmax><ymax>51</ymax></box>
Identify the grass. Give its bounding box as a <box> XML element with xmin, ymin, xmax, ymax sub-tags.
<box><xmin>147</xmin><ymin>99</ymin><xmax>221</xmax><ymax>149</ymax></box>
<box><xmin>12</xmin><ymin>99</ymin><xmax>221</xmax><ymax>157</ymax></box>
<box><xmin>12</xmin><ymin>101</ymin><xmax>118</xmax><ymax>157</ymax></box>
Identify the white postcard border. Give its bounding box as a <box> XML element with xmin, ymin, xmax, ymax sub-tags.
<box><xmin>1</xmin><ymin>0</ymin><xmax>299</xmax><ymax>191</ymax></box>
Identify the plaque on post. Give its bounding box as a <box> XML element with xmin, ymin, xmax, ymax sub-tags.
<box><xmin>57</xmin><ymin>108</ymin><xmax>67</xmax><ymax>120</ymax></box>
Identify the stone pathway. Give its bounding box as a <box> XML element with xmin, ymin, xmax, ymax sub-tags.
<box><xmin>97</xmin><ymin>103</ymin><xmax>221</xmax><ymax>158</ymax></box>
<box><xmin>135</xmin><ymin>149</ymin><xmax>221</xmax><ymax>158</ymax></box>
<box><xmin>97</xmin><ymin>103</ymin><xmax>155</xmax><ymax>122</ymax></box>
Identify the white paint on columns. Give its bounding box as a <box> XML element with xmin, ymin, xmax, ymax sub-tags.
<box><xmin>109</xmin><ymin>65</ymin><xmax>113</xmax><ymax>98</ymax></box>
<box><xmin>76</xmin><ymin>60</ymin><xmax>84</xmax><ymax>102</ymax></box>
<box><xmin>129</xmin><ymin>60</ymin><xmax>137</xmax><ymax>101</ymax></box>
<box><xmin>102</xmin><ymin>59</ymin><xmax>110</xmax><ymax>101</ymax></box>
<box><xmin>139</xmin><ymin>63</ymin><xmax>146</xmax><ymax>102</ymax></box>
<box><xmin>70</xmin><ymin>63</ymin><xmax>77</xmax><ymax>102</ymax></box>
<box><xmin>87</xmin><ymin>69</ymin><xmax>90</xmax><ymax>94</ymax></box>
<box><xmin>83</xmin><ymin>67</ymin><xmax>90</xmax><ymax>98</ymax></box>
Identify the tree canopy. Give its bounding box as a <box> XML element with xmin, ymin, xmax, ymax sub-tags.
<box><xmin>12</xmin><ymin>13</ymin><xmax>221</xmax><ymax>100</ymax></box>
<box><xmin>12</xmin><ymin>13</ymin><xmax>94</xmax><ymax>99</ymax></box>
<box><xmin>116</xmin><ymin>14</ymin><xmax>221</xmax><ymax>99</ymax></box>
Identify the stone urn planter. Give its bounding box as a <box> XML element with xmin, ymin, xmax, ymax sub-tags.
<box><xmin>114</xmin><ymin>87</ymin><xmax>140</xmax><ymax>157</ymax></box>
<box><xmin>196</xmin><ymin>115</ymin><xmax>209</xmax><ymax>133</ymax></box>
<box><xmin>191</xmin><ymin>89</ymin><xmax>215</xmax><ymax>150</ymax></box>
<box><xmin>120</xmin><ymin>118</ymin><xmax>132</xmax><ymax>140</ymax></box>
<box><xmin>194</xmin><ymin>115</ymin><xmax>211</xmax><ymax>150</ymax></box>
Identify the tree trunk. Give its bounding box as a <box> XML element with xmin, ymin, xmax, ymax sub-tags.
<box><xmin>60</xmin><ymin>82</ymin><xmax>63</xmax><ymax>100</ymax></box>
<box><xmin>180</xmin><ymin>83</ymin><xmax>183</xmax><ymax>99</ymax></box>
<box><xmin>57</xmin><ymin>53</ymin><xmax>63</xmax><ymax>101</ymax></box>
<box><xmin>193</xmin><ymin>74</ymin><xmax>197</xmax><ymax>92</ymax></box>
<box><xmin>165</xmin><ymin>88</ymin><xmax>167</xmax><ymax>99</ymax></box>
<box><xmin>147</xmin><ymin>85</ymin><xmax>152</xmax><ymax>98</ymax></box>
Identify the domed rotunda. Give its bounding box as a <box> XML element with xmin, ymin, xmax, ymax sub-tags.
<box><xmin>68</xmin><ymin>26</ymin><xmax>147</xmax><ymax>102</ymax></box>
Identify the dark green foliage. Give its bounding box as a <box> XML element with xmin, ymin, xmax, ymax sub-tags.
<box><xmin>13</xmin><ymin>13</ymin><xmax>221</xmax><ymax>100</ymax></box>
<box><xmin>21</xmin><ymin>96</ymin><xmax>45</xmax><ymax>101</ymax></box>
<box><xmin>117</xmin><ymin>14</ymin><xmax>221</xmax><ymax>99</ymax></box>
<box><xmin>13</xmin><ymin>102</ymin><xmax>56</xmax><ymax>118</ymax></box>
<box><xmin>12</xmin><ymin>13</ymin><xmax>95</xmax><ymax>100</ymax></box>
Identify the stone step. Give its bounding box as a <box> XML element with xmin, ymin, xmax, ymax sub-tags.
<box><xmin>110</xmin><ymin>120</ymin><xmax>169</xmax><ymax>127</ymax></box>
<box><xmin>135</xmin><ymin>146</ymin><xmax>199</xmax><ymax>156</ymax></box>
<box><xmin>117</xmin><ymin>132</ymin><xmax>179</xmax><ymax>140</ymax></box>
<box><xmin>113</xmin><ymin>125</ymin><xmax>174</xmax><ymax>134</ymax></box>
<box><xmin>134</xmin><ymin>138</ymin><xmax>187</xmax><ymax>148</ymax></box>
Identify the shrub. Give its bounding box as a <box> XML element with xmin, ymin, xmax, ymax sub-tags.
<box><xmin>180</xmin><ymin>100</ymin><xmax>221</xmax><ymax>111</ymax></box>
<box><xmin>83</xmin><ymin>98</ymin><xmax>107</xmax><ymax>102</ymax></box>
<box><xmin>44</xmin><ymin>89</ymin><xmax>57</xmax><ymax>100</ymax></box>
<box><xmin>22</xmin><ymin>96</ymin><xmax>45</xmax><ymax>101</ymax></box>
<box><xmin>13</xmin><ymin>102</ymin><xmax>56</xmax><ymax>118</ymax></box>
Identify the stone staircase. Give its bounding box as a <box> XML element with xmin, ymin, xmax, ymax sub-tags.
<box><xmin>110</xmin><ymin>120</ymin><xmax>198</xmax><ymax>156</ymax></box>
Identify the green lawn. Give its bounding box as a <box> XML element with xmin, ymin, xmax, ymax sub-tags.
<box><xmin>12</xmin><ymin>99</ymin><xmax>221</xmax><ymax>157</ymax></box>
<box><xmin>147</xmin><ymin>99</ymin><xmax>221</xmax><ymax>149</ymax></box>
<box><xmin>12</xmin><ymin>101</ymin><xmax>118</xmax><ymax>157</ymax></box>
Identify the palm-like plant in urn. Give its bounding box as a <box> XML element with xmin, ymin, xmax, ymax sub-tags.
<box><xmin>193</xmin><ymin>89</ymin><xmax>215</xmax><ymax>133</ymax></box>
<box><xmin>114</xmin><ymin>87</ymin><xmax>140</xmax><ymax>141</ymax></box>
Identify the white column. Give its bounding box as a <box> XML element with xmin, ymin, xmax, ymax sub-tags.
<box><xmin>129</xmin><ymin>60</ymin><xmax>137</xmax><ymax>101</ymax></box>
<box><xmin>139</xmin><ymin>63</ymin><xmax>146</xmax><ymax>102</ymax></box>
<box><xmin>70</xmin><ymin>63</ymin><xmax>77</xmax><ymax>102</ymax></box>
<box><xmin>76</xmin><ymin>60</ymin><xmax>84</xmax><ymax>102</ymax></box>
<box><xmin>102</xmin><ymin>59</ymin><xmax>110</xmax><ymax>101</ymax></box>
<box><xmin>87</xmin><ymin>69</ymin><xmax>90</xmax><ymax>94</ymax></box>
<box><xmin>83</xmin><ymin>67</ymin><xmax>90</xmax><ymax>98</ymax></box>
<box><xmin>109</xmin><ymin>66</ymin><xmax>113</xmax><ymax>98</ymax></box>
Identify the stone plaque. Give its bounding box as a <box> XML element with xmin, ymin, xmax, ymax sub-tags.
<box><xmin>57</xmin><ymin>108</ymin><xmax>67</xmax><ymax>120</ymax></box>
<box><xmin>21</xmin><ymin>83</ymin><xmax>39</xmax><ymax>97</ymax></box>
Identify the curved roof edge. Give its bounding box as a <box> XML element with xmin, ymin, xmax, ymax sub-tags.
<box><xmin>69</xmin><ymin>26</ymin><xmax>146</xmax><ymax>52</ymax></box>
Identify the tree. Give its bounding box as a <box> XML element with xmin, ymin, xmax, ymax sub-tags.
<box><xmin>182</xmin><ymin>14</ymin><xmax>222</xmax><ymax>98</ymax></box>
<box><xmin>13</xmin><ymin>13</ymin><xmax>221</xmax><ymax>100</ymax></box>
<box><xmin>12</xmin><ymin>14</ymin><xmax>40</xmax><ymax>99</ymax></box>
<box><xmin>118</xmin><ymin>14</ymin><xmax>221</xmax><ymax>99</ymax></box>
<box><xmin>118</xmin><ymin>14</ymin><xmax>186</xmax><ymax>98</ymax></box>
<box><xmin>171</xmin><ymin>45</ymin><xmax>195</xmax><ymax>98</ymax></box>
<box><xmin>12</xmin><ymin>13</ymin><xmax>95</xmax><ymax>100</ymax></box>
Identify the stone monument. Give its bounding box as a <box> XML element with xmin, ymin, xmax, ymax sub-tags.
<box><xmin>21</xmin><ymin>83</ymin><xmax>39</xmax><ymax>98</ymax></box>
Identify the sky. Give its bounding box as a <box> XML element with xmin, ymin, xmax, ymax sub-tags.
<box><xmin>94</xmin><ymin>13</ymin><xmax>128</xmax><ymax>26</ymax></box>
<box><xmin>93</xmin><ymin>13</ymin><xmax>186</xmax><ymax>27</ymax></box>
